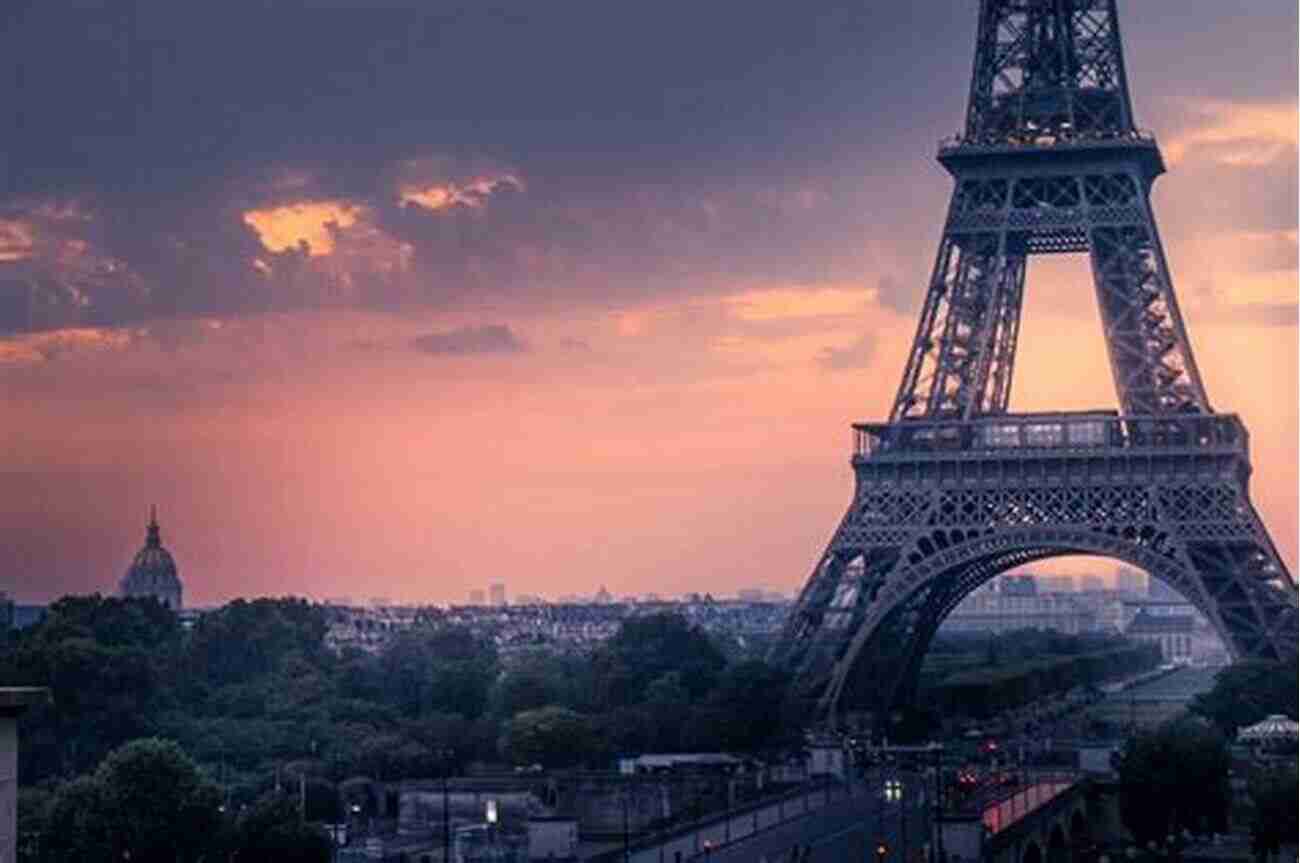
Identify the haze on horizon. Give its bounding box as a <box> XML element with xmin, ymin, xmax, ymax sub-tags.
<box><xmin>1</xmin><ymin>1</ymin><xmax>1296</xmax><ymax>606</ymax></box>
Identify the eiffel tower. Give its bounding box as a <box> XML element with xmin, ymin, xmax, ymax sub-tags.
<box><xmin>771</xmin><ymin>0</ymin><xmax>1299</xmax><ymax>727</ymax></box>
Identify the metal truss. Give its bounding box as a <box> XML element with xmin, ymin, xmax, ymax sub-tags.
<box><xmin>965</xmin><ymin>0</ymin><xmax>1133</xmax><ymax>146</ymax></box>
<box><xmin>771</xmin><ymin>414</ymin><xmax>1299</xmax><ymax>723</ymax></box>
<box><xmin>774</xmin><ymin>0</ymin><xmax>1297</xmax><ymax>725</ymax></box>
<box><xmin>891</xmin><ymin>163</ymin><xmax>1209</xmax><ymax>421</ymax></box>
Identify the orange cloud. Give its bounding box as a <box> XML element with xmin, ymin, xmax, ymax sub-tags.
<box><xmin>0</xmin><ymin>219</ymin><xmax>35</xmax><ymax>261</ymax></box>
<box><xmin>0</xmin><ymin>326</ymin><xmax>135</xmax><ymax>367</ymax></box>
<box><xmin>242</xmin><ymin>200</ymin><xmax>361</xmax><ymax>256</ymax></box>
<box><xmin>726</xmin><ymin>284</ymin><xmax>878</xmax><ymax>321</ymax></box>
<box><xmin>398</xmin><ymin>174</ymin><xmax>523</xmax><ymax>211</ymax></box>
<box><xmin>1165</xmin><ymin>100</ymin><xmax>1298</xmax><ymax>167</ymax></box>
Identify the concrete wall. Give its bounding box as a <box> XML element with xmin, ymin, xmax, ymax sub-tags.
<box><xmin>587</xmin><ymin>780</ymin><xmax>852</xmax><ymax>863</ymax></box>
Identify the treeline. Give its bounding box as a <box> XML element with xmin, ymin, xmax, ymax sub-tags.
<box><xmin>1</xmin><ymin>596</ymin><xmax>801</xmax><ymax>797</ymax></box>
<box><xmin>924</xmin><ymin>636</ymin><xmax>1162</xmax><ymax>718</ymax></box>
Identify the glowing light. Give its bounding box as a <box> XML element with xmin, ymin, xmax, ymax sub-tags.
<box><xmin>0</xmin><ymin>219</ymin><xmax>35</xmax><ymax>261</ymax></box>
<box><xmin>727</xmin><ymin>286</ymin><xmax>877</xmax><ymax>322</ymax></box>
<box><xmin>1165</xmin><ymin>101</ymin><xmax>1298</xmax><ymax>167</ymax></box>
<box><xmin>398</xmin><ymin>175</ymin><xmax>522</xmax><ymax>211</ymax></box>
<box><xmin>242</xmin><ymin>201</ymin><xmax>361</xmax><ymax>256</ymax></box>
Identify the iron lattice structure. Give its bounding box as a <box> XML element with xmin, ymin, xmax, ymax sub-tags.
<box><xmin>771</xmin><ymin>0</ymin><xmax>1298</xmax><ymax>725</ymax></box>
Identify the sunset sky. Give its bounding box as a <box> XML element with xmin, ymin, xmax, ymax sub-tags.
<box><xmin>1</xmin><ymin>1</ymin><xmax>1296</xmax><ymax>606</ymax></box>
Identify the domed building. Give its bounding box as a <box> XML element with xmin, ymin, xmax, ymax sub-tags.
<box><xmin>119</xmin><ymin>507</ymin><xmax>183</xmax><ymax>610</ymax></box>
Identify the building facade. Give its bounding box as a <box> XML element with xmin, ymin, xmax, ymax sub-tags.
<box><xmin>118</xmin><ymin>508</ymin><xmax>183</xmax><ymax>610</ymax></box>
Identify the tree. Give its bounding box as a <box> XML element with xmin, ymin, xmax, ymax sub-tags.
<box><xmin>1115</xmin><ymin>720</ymin><xmax>1231</xmax><ymax>844</ymax></box>
<box><xmin>230</xmin><ymin>793</ymin><xmax>333</xmax><ymax>863</ymax></box>
<box><xmin>1190</xmin><ymin>659</ymin><xmax>1299</xmax><ymax>735</ymax></box>
<box><xmin>1246</xmin><ymin>765</ymin><xmax>1299</xmax><ymax>863</ymax></box>
<box><xmin>502</xmin><ymin>706</ymin><xmax>596</xmax><ymax>768</ymax></box>
<box><xmin>490</xmin><ymin>651</ymin><xmax>583</xmax><ymax>716</ymax></box>
<box><xmin>186</xmin><ymin>598</ymin><xmax>330</xmax><ymax>689</ymax></box>
<box><xmin>708</xmin><ymin>660</ymin><xmax>799</xmax><ymax>753</ymax></box>
<box><xmin>42</xmin><ymin>738</ymin><xmax>223</xmax><ymax>863</ymax></box>
<box><xmin>377</xmin><ymin>626</ymin><xmax>498</xmax><ymax>719</ymax></box>
<box><xmin>592</xmin><ymin>613</ymin><xmax>726</xmax><ymax>708</ymax></box>
<box><xmin>16</xmin><ymin>786</ymin><xmax>54</xmax><ymax>863</ymax></box>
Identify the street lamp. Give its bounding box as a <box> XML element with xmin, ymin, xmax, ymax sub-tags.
<box><xmin>439</xmin><ymin>749</ymin><xmax>455</xmax><ymax>863</ymax></box>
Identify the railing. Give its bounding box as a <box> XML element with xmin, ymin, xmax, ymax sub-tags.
<box><xmin>586</xmin><ymin>776</ymin><xmax>863</xmax><ymax>863</ymax></box>
<box><xmin>978</xmin><ymin>774</ymin><xmax>1080</xmax><ymax>836</ymax></box>
<box><xmin>853</xmin><ymin>412</ymin><xmax>1247</xmax><ymax>459</ymax></box>
<box><xmin>938</xmin><ymin>127</ymin><xmax>1158</xmax><ymax>152</ymax></box>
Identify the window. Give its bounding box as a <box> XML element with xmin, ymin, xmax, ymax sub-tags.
<box><xmin>1069</xmin><ymin>421</ymin><xmax>1106</xmax><ymax>446</ymax></box>
<box><xmin>1024</xmin><ymin>423</ymin><xmax>1063</xmax><ymax>447</ymax></box>
<box><xmin>981</xmin><ymin>424</ymin><xmax>1021</xmax><ymax>448</ymax></box>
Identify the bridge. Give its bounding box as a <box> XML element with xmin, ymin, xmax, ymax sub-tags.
<box><xmin>586</xmin><ymin>766</ymin><xmax>1118</xmax><ymax>863</ymax></box>
<box><xmin>587</xmin><ymin>772</ymin><xmax>929</xmax><ymax>863</ymax></box>
<box><xmin>939</xmin><ymin>772</ymin><xmax>1108</xmax><ymax>863</ymax></box>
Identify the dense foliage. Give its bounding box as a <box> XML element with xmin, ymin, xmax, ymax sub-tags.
<box><xmin>1246</xmin><ymin>765</ymin><xmax>1299</xmax><ymax>861</ymax></box>
<box><xmin>920</xmin><ymin>630</ymin><xmax>1163</xmax><ymax>720</ymax></box>
<box><xmin>1115</xmin><ymin>719</ymin><xmax>1231</xmax><ymax>843</ymax></box>
<box><xmin>1189</xmin><ymin>658</ymin><xmax>1299</xmax><ymax>735</ymax></box>
<box><xmin>21</xmin><ymin>738</ymin><xmax>325</xmax><ymax>863</ymax></box>
<box><xmin>2</xmin><ymin>599</ymin><xmax>800</xmax><ymax>819</ymax></box>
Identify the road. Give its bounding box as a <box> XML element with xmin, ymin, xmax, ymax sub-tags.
<box><xmin>704</xmin><ymin>771</ymin><xmax>931</xmax><ymax>863</ymax></box>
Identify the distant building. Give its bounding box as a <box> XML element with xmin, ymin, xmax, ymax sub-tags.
<box><xmin>12</xmin><ymin>605</ymin><xmax>46</xmax><ymax>630</ymax></box>
<box><xmin>468</xmin><ymin>589</ymin><xmax>486</xmax><ymax>605</ymax></box>
<box><xmin>1125</xmin><ymin>610</ymin><xmax>1195</xmax><ymax>662</ymax></box>
<box><xmin>1037</xmin><ymin>575</ymin><xmax>1075</xmax><ymax>593</ymax></box>
<box><xmin>1000</xmin><ymin>575</ymin><xmax>1037</xmax><ymax>596</ymax></box>
<box><xmin>0</xmin><ymin>593</ymin><xmax>12</xmax><ymax>631</ymax></box>
<box><xmin>1078</xmin><ymin>574</ymin><xmax>1105</xmax><ymax>593</ymax></box>
<box><xmin>593</xmin><ymin>585</ymin><xmax>613</xmax><ymax>604</ymax></box>
<box><xmin>489</xmin><ymin>583</ymin><xmax>507</xmax><ymax>607</ymax></box>
<box><xmin>119</xmin><ymin>507</ymin><xmax>183</xmax><ymax>610</ymax></box>
<box><xmin>368</xmin><ymin>597</ymin><xmax>392</xmax><ymax>608</ymax></box>
<box><xmin>514</xmin><ymin>594</ymin><xmax>545</xmax><ymax>606</ymax></box>
<box><xmin>1148</xmin><ymin>577</ymin><xmax>1182</xmax><ymax>602</ymax></box>
<box><xmin>942</xmin><ymin>589</ymin><xmax>1095</xmax><ymax>635</ymax></box>
<box><xmin>1115</xmin><ymin>567</ymin><xmax>1146</xmax><ymax>595</ymax></box>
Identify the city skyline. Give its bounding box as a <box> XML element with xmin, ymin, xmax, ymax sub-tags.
<box><xmin>2</xmin><ymin>2</ymin><xmax>1296</xmax><ymax>606</ymax></box>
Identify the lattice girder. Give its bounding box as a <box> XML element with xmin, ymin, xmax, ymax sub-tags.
<box><xmin>966</xmin><ymin>0</ymin><xmax>1134</xmax><ymax>146</ymax></box>
<box><xmin>893</xmin><ymin>153</ymin><xmax>1210</xmax><ymax>421</ymax></box>
<box><xmin>768</xmin><ymin>413</ymin><xmax>1299</xmax><ymax>724</ymax></box>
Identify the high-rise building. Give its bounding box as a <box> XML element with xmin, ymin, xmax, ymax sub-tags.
<box><xmin>468</xmin><ymin>589</ymin><xmax>486</xmax><ymax>606</ymax></box>
<box><xmin>1115</xmin><ymin>567</ymin><xmax>1146</xmax><ymax>595</ymax></box>
<box><xmin>1148</xmin><ymin>578</ymin><xmax>1182</xmax><ymax>602</ymax></box>
<box><xmin>1000</xmin><ymin>575</ymin><xmax>1037</xmax><ymax>596</ymax></box>
<box><xmin>1079</xmin><ymin>575</ymin><xmax>1105</xmax><ymax>593</ymax></box>
<box><xmin>489</xmin><ymin>583</ymin><xmax>507</xmax><ymax>607</ymax></box>
<box><xmin>1037</xmin><ymin>575</ymin><xmax>1075</xmax><ymax>593</ymax></box>
<box><xmin>119</xmin><ymin>507</ymin><xmax>183</xmax><ymax>610</ymax></box>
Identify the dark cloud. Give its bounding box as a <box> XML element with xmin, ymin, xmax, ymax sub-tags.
<box><xmin>0</xmin><ymin>1</ymin><xmax>1292</xmax><ymax>335</ymax></box>
<box><xmin>412</xmin><ymin>324</ymin><xmax>527</xmax><ymax>356</ymax></box>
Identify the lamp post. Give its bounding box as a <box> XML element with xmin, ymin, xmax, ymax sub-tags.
<box><xmin>622</xmin><ymin>782</ymin><xmax>630</xmax><ymax>863</ymax></box>
<box><xmin>439</xmin><ymin>748</ymin><xmax>454</xmax><ymax>863</ymax></box>
<box><xmin>931</xmin><ymin>743</ymin><xmax>946</xmax><ymax>863</ymax></box>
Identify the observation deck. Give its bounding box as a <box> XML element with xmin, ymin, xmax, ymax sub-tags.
<box><xmin>853</xmin><ymin>411</ymin><xmax>1249</xmax><ymax>469</ymax></box>
<box><xmin>937</xmin><ymin>129</ymin><xmax>1166</xmax><ymax>181</ymax></box>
